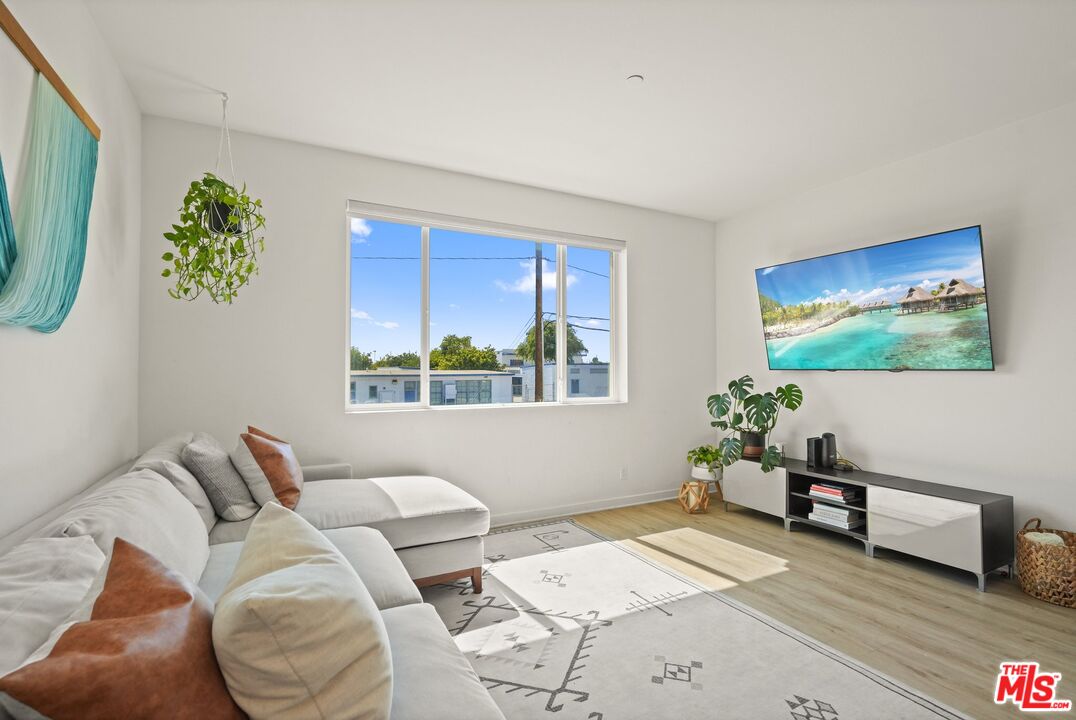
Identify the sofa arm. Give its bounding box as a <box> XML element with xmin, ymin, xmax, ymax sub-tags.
<box><xmin>301</xmin><ymin>463</ymin><xmax>353</xmax><ymax>481</ymax></box>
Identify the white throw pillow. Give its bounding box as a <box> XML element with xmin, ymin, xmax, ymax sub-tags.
<box><xmin>0</xmin><ymin>537</ymin><xmax>104</xmax><ymax>676</ymax></box>
<box><xmin>39</xmin><ymin>469</ymin><xmax>210</xmax><ymax>584</ymax></box>
<box><xmin>212</xmin><ymin>503</ymin><xmax>392</xmax><ymax>720</ymax></box>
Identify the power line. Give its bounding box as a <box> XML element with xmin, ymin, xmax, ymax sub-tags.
<box><xmin>351</xmin><ymin>255</ymin><xmax>610</xmax><ymax>279</ymax></box>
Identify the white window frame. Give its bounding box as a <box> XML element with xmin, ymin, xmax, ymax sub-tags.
<box><xmin>344</xmin><ymin>200</ymin><xmax>627</xmax><ymax>412</ymax></box>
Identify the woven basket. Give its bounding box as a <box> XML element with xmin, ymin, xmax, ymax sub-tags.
<box><xmin>1016</xmin><ymin>518</ymin><xmax>1075</xmax><ymax>608</ymax></box>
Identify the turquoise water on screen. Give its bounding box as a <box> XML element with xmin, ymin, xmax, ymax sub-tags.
<box><xmin>766</xmin><ymin>304</ymin><xmax>993</xmax><ymax>370</ymax></box>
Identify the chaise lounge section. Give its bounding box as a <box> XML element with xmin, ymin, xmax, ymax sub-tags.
<box><xmin>208</xmin><ymin>472</ymin><xmax>490</xmax><ymax>593</ymax></box>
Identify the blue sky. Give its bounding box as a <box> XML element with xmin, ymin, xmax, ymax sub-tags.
<box><xmin>350</xmin><ymin>219</ymin><xmax>611</xmax><ymax>361</ymax></box>
<box><xmin>755</xmin><ymin>227</ymin><xmax>986</xmax><ymax>308</ymax></box>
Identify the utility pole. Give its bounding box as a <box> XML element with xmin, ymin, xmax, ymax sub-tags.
<box><xmin>534</xmin><ymin>242</ymin><xmax>543</xmax><ymax>402</ymax></box>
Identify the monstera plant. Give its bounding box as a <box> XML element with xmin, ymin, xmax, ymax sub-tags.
<box><xmin>162</xmin><ymin>172</ymin><xmax>265</xmax><ymax>303</ymax></box>
<box><xmin>706</xmin><ymin>375</ymin><xmax>803</xmax><ymax>472</ymax></box>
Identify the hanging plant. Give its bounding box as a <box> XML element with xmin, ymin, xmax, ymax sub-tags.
<box><xmin>161</xmin><ymin>93</ymin><xmax>265</xmax><ymax>303</ymax></box>
<box><xmin>162</xmin><ymin>173</ymin><xmax>264</xmax><ymax>302</ymax></box>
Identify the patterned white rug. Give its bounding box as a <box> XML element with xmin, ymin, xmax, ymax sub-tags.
<box><xmin>421</xmin><ymin>520</ymin><xmax>970</xmax><ymax>720</ymax></box>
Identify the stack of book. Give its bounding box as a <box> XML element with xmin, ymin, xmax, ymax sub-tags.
<box><xmin>808</xmin><ymin>482</ymin><xmax>860</xmax><ymax>505</ymax></box>
<box><xmin>808</xmin><ymin>501</ymin><xmax>865</xmax><ymax>530</ymax></box>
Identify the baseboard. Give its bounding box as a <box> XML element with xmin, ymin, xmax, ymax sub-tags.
<box><xmin>490</xmin><ymin>488</ymin><xmax>678</xmax><ymax>528</ymax></box>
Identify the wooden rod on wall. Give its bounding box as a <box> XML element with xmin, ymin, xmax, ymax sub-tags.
<box><xmin>0</xmin><ymin>0</ymin><xmax>101</xmax><ymax>141</ymax></box>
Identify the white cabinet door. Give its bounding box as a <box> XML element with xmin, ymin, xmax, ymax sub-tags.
<box><xmin>721</xmin><ymin>462</ymin><xmax>786</xmax><ymax>519</ymax></box>
<box><xmin>868</xmin><ymin>486</ymin><xmax>983</xmax><ymax>573</ymax></box>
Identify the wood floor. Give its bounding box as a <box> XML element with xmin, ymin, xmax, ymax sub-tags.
<box><xmin>571</xmin><ymin>498</ymin><xmax>1075</xmax><ymax>720</ymax></box>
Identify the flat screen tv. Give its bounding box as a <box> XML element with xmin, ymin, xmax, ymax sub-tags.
<box><xmin>755</xmin><ymin>226</ymin><xmax>994</xmax><ymax>371</ymax></box>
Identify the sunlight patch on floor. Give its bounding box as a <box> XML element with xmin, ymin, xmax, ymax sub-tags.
<box><xmin>625</xmin><ymin>527</ymin><xmax>789</xmax><ymax>588</ymax></box>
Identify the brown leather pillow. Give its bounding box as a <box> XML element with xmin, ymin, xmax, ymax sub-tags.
<box><xmin>237</xmin><ymin>427</ymin><xmax>303</xmax><ymax>509</ymax></box>
<box><xmin>246</xmin><ymin>425</ymin><xmax>284</xmax><ymax>443</ymax></box>
<box><xmin>0</xmin><ymin>538</ymin><xmax>244</xmax><ymax>720</ymax></box>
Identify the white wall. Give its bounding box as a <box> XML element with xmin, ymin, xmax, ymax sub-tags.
<box><xmin>714</xmin><ymin>101</ymin><xmax>1076</xmax><ymax>528</ymax></box>
<box><xmin>139</xmin><ymin>116</ymin><xmax>716</xmax><ymax>524</ymax></box>
<box><xmin>0</xmin><ymin>0</ymin><xmax>141</xmax><ymax>537</ymax></box>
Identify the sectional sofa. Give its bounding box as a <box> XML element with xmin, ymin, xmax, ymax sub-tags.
<box><xmin>0</xmin><ymin>433</ymin><xmax>505</xmax><ymax>719</ymax></box>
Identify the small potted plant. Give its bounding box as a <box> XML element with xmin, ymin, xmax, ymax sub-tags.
<box><xmin>707</xmin><ymin>374</ymin><xmax>803</xmax><ymax>472</ymax></box>
<box><xmin>686</xmin><ymin>444</ymin><xmax>723</xmax><ymax>482</ymax></box>
<box><xmin>161</xmin><ymin>172</ymin><xmax>266</xmax><ymax>303</ymax></box>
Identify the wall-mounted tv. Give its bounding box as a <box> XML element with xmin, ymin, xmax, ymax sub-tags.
<box><xmin>755</xmin><ymin>226</ymin><xmax>994</xmax><ymax>371</ymax></box>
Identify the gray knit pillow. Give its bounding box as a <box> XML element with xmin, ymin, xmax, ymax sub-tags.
<box><xmin>181</xmin><ymin>433</ymin><xmax>259</xmax><ymax>521</ymax></box>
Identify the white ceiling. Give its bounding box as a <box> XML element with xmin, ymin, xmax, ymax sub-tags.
<box><xmin>85</xmin><ymin>0</ymin><xmax>1076</xmax><ymax>221</ymax></box>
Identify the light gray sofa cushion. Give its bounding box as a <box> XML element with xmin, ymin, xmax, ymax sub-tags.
<box><xmin>320</xmin><ymin>527</ymin><xmax>423</xmax><ymax>609</ymax></box>
<box><xmin>182</xmin><ymin>433</ymin><xmax>259</xmax><ymax>522</ymax></box>
<box><xmin>197</xmin><ymin>540</ymin><xmax>245</xmax><ymax>605</ymax></box>
<box><xmin>208</xmin><ymin>476</ymin><xmax>489</xmax><ymax>549</ymax></box>
<box><xmin>38</xmin><ymin>469</ymin><xmax>210</xmax><ymax>583</ymax></box>
<box><xmin>0</xmin><ymin>537</ymin><xmax>104</xmax><ymax>676</ymax></box>
<box><xmin>381</xmin><ymin>603</ymin><xmax>506</xmax><ymax>720</ymax></box>
<box><xmin>130</xmin><ymin>432</ymin><xmax>216</xmax><ymax>532</ymax></box>
<box><xmin>200</xmin><ymin>528</ymin><xmax>422</xmax><ymax>611</ymax></box>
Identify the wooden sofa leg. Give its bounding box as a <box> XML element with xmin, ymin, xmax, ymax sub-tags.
<box><xmin>471</xmin><ymin>566</ymin><xmax>483</xmax><ymax>594</ymax></box>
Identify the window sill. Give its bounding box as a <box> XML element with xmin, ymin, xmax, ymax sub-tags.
<box><xmin>345</xmin><ymin>399</ymin><xmax>627</xmax><ymax>415</ymax></box>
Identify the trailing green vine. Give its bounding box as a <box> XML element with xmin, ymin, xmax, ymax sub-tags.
<box><xmin>162</xmin><ymin>172</ymin><xmax>265</xmax><ymax>303</ymax></box>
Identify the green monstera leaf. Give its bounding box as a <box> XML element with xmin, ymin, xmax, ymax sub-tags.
<box><xmin>760</xmin><ymin>445</ymin><xmax>784</xmax><ymax>472</ymax></box>
<box><xmin>727</xmin><ymin>375</ymin><xmax>754</xmax><ymax>401</ymax></box>
<box><xmin>718</xmin><ymin>436</ymin><xmax>744</xmax><ymax>466</ymax></box>
<box><xmin>775</xmin><ymin>383</ymin><xmax>804</xmax><ymax>411</ymax></box>
<box><xmin>744</xmin><ymin>392</ymin><xmax>779</xmax><ymax>431</ymax></box>
<box><xmin>706</xmin><ymin>392</ymin><xmax>731</xmax><ymax>419</ymax></box>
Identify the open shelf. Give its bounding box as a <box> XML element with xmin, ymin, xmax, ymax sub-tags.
<box><xmin>787</xmin><ymin>510</ymin><xmax>869</xmax><ymax>538</ymax></box>
<box><xmin>786</xmin><ymin>465</ymin><xmax>868</xmax><ymax>540</ymax></box>
<box><xmin>789</xmin><ymin>490</ymin><xmax>866</xmax><ymax>510</ymax></box>
<box><xmin>787</xmin><ymin>512</ymin><xmax>868</xmax><ymax>538</ymax></box>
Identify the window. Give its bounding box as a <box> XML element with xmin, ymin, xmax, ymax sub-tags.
<box><xmin>346</xmin><ymin>202</ymin><xmax>624</xmax><ymax>409</ymax></box>
<box><xmin>349</xmin><ymin>219</ymin><xmax>421</xmax><ymax>405</ymax></box>
<box><xmin>566</xmin><ymin>246</ymin><xmax>612</xmax><ymax>398</ymax></box>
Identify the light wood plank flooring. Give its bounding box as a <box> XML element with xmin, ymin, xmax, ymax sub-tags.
<box><xmin>570</xmin><ymin>498</ymin><xmax>1075</xmax><ymax>720</ymax></box>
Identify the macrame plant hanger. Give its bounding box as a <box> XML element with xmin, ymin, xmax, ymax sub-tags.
<box><xmin>215</xmin><ymin>92</ymin><xmax>238</xmax><ymax>189</ymax></box>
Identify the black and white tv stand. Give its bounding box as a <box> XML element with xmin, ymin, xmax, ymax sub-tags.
<box><xmin>724</xmin><ymin>457</ymin><xmax>1014</xmax><ymax>591</ymax></box>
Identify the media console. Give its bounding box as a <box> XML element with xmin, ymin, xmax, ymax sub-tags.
<box><xmin>723</xmin><ymin>458</ymin><xmax>1014</xmax><ymax>591</ymax></box>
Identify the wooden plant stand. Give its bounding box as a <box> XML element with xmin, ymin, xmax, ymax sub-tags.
<box><xmin>678</xmin><ymin>480</ymin><xmax>711</xmax><ymax>514</ymax></box>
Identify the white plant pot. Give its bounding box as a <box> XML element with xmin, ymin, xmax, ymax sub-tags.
<box><xmin>690</xmin><ymin>464</ymin><xmax>713</xmax><ymax>481</ymax></box>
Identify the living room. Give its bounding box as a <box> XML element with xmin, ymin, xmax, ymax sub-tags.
<box><xmin>0</xmin><ymin>1</ymin><xmax>1073</xmax><ymax>719</ymax></box>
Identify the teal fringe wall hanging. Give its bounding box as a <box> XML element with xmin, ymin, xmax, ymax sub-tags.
<box><xmin>0</xmin><ymin>74</ymin><xmax>99</xmax><ymax>333</ymax></box>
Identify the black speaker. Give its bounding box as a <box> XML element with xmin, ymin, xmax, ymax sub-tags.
<box><xmin>821</xmin><ymin>432</ymin><xmax>837</xmax><ymax>468</ymax></box>
<box><xmin>806</xmin><ymin>437</ymin><xmax>823</xmax><ymax>468</ymax></box>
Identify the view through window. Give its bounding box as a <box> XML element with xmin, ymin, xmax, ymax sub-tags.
<box><xmin>348</xmin><ymin>208</ymin><xmax>621</xmax><ymax>408</ymax></box>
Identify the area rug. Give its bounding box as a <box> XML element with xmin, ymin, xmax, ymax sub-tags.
<box><xmin>420</xmin><ymin>519</ymin><xmax>970</xmax><ymax>720</ymax></box>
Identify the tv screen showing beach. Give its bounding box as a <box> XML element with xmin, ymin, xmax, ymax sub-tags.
<box><xmin>755</xmin><ymin>227</ymin><xmax>994</xmax><ymax>371</ymax></box>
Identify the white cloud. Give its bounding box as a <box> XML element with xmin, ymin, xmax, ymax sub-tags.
<box><xmin>495</xmin><ymin>260</ymin><xmax>578</xmax><ymax>294</ymax></box>
<box><xmin>919</xmin><ymin>278</ymin><xmax>934</xmax><ymax>288</ymax></box>
<box><xmin>585</xmin><ymin>319</ymin><xmax>602</xmax><ymax>327</ymax></box>
<box><xmin>351</xmin><ymin>308</ymin><xmax>398</xmax><ymax>330</ymax></box>
<box><xmin>760</xmin><ymin>266</ymin><xmax>777</xmax><ymax>275</ymax></box>
<box><xmin>350</xmin><ymin>218</ymin><xmax>372</xmax><ymax>243</ymax></box>
<box><xmin>448</xmin><ymin>303</ymin><xmax>460</xmax><ymax>310</ymax></box>
<box><xmin>884</xmin><ymin>258</ymin><xmax>984</xmax><ymax>287</ymax></box>
<box><xmin>805</xmin><ymin>284</ymin><xmax>905</xmax><ymax>306</ymax></box>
